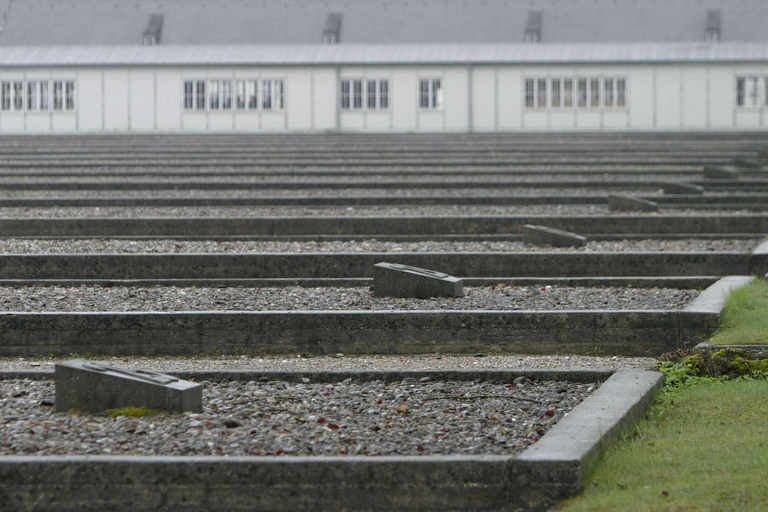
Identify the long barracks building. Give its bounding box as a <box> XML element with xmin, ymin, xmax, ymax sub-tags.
<box><xmin>0</xmin><ymin>0</ymin><xmax>767</xmax><ymax>134</ymax></box>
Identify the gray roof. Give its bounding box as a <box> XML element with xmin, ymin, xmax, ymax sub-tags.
<box><xmin>0</xmin><ymin>0</ymin><xmax>767</xmax><ymax>46</ymax></box>
<box><xmin>1</xmin><ymin>43</ymin><xmax>768</xmax><ymax>67</ymax></box>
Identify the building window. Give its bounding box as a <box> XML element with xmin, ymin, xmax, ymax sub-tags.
<box><xmin>563</xmin><ymin>79</ymin><xmax>573</xmax><ymax>107</ymax></box>
<box><xmin>537</xmin><ymin>79</ymin><xmax>547</xmax><ymax>108</ymax></box>
<box><xmin>235</xmin><ymin>80</ymin><xmax>246</xmax><ymax>110</ymax></box>
<box><xmin>577</xmin><ymin>79</ymin><xmax>587</xmax><ymax>108</ymax></box>
<box><xmin>419</xmin><ymin>78</ymin><xmax>442</xmax><ymax>110</ymax></box>
<box><xmin>524</xmin><ymin>79</ymin><xmax>534</xmax><ymax>108</ymax></box>
<box><xmin>341</xmin><ymin>79</ymin><xmax>389</xmax><ymax>110</ymax></box>
<box><xmin>65</xmin><ymin>81</ymin><xmax>75</xmax><ymax>110</ymax></box>
<box><xmin>352</xmin><ymin>80</ymin><xmax>363</xmax><ymax>109</ymax></box>
<box><xmin>551</xmin><ymin>79</ymin><xmax>561</xmax><ymax>108</ymax></box>
<box><xmin>221</xmin><ymin>80</ymin><xmax>233</xmax><ymax>110</ymax></box>
<box><xmin>525</xmin><ymin>76</ymin><xmax>626</xmax><ymax>110</ymax></box>
<box><xmin>26</xmin><ymin>81</ymin><xmax>37</xmax><ymax>111</ymax></box>
<box><xmin>183</xmin><ymin>79</ymin><xmax>282</xmax><ymax>111</ymax></box>
<box><xmin>736</xmin><ymin>76</ymin><xmax>763</xmax><ymax>108</ymax></box>
<box><xmin>247</xmin><ymin>81</ymin><xmax>258</xmax><ymax>109</ymax></box>
<box><xmin>183</xmin><ymin>80</ymin><xmax>194</xmax><ymax>110</ymax></box>
<box><xmin>12</xmin><ymin>81</ymin><xmax>23</xmax><ymax>111</ymax></box>
<box><xmin>1</xmin><ymin>82</ymin><xmax>10</xmax><ymax>111</ymax></box>
<box><xmin>261</xmin><ymin>79</ymin><xmax>284</xmax><ymax>110</ymax></box>
<box><xmin>40</xmin><ymin>81</ymin><xmax>50</xmax><ymax>110</ymax></box>
<box><xmin>209</xmin><ymin>80</ymin><xmax>221</xmax><ymax>110</ymax></box>
<box><xmin>52</xmin><ymin>81</ymin><xmax>64</xmax><ymax>111</ymax></box>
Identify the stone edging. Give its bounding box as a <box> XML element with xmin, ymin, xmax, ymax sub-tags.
<box><xmin>0</xmin><ymin>369</ymin><xmax>663</xmax><ymax>512</ymax></box>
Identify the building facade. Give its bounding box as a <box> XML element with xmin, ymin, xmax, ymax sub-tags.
<box><xmin>0</xmin><ymin>44</ymin><xmax>767</xmax><ymax>133</ymax></box>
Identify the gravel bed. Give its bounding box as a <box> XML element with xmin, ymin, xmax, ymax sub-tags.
<box><xmin>0</xmin><ymin>238</ymin><xmax>756</xmax><ymax>254</ymax></box>
<box><xmin>0</xmin><ymin>377</ymin><xmax>594</xmax><ymax>456</ymax></box>
<box><xmin>0</xmin><ymin>354</ymin><xmax>657</xmax><ymax>373</ymax></box>
<box><xmin>0</xmin><ymin>285</ymin><xmax>699</xmax><ymax>312</ymax></box>
<box><xmin>0</xmin><ymin>174</ymin><xmax>698</xmax><ymax>184</ymax></box>
<box><xmin>0</xmin><ymin>205</ymin><xmax>749</xmax><ymax>218</ymax></box>
<box><xmin>0</xmin><ymin>188</ymin><xmax>644</xmax><ymax>198</ymax></box>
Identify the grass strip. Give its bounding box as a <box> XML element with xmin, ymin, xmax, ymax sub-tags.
<box><xmin>709</xmin><ymin>278</ymin><xmax>768</xmax><ymax>346</ymax></box>
<box><xmin>557</xmin><ymin>377</ymin><xmax>768</xmax><ymax>511</ymax></box>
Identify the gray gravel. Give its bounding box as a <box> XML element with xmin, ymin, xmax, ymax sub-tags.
<box><xmin>0</xmin><ymin>377</ymin><xmax>594</xmax><ymax>456</ymax></box>
<box><xmin>0</xmin><ymin>205</ymin><xmax>751</xmax><ymax>218</ymax></box>
<box><xmin>0</xmin><ymin>188</ymin><xmax>647</xmax><ymax>198</ymax></box>
<box><xmin>0</xmin><ymin>285</ymin><xmax>698</xmax><ymax>312</ymax></box>
<box><xmin>0</xmin><ymin>238</ymin><xmax>756</xmax><ymax>254</ymax></box>
<box><xmin>1</xmin><ymin>354</ymin><xmax>656</xmax><ymax>373</ymax></box>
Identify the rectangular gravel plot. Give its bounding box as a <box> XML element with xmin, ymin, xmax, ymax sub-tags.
<box><xmin>0</xmin><ymin>378</ymin><xmax>595</xmax><ymax>457</ymax></box>
<box><xmin>0</xmin><ymin>285</ymin><xmax>699</xmax><ymax>312</ymax></box>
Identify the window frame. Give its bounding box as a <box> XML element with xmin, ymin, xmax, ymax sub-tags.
<box><xmin>419</xmin><ymin>78</ymin><xmax>443</xmax><ymax>110</ymax></box>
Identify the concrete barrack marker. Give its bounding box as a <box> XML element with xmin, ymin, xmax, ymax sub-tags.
<box><xmin>373</xmin><ymin>262</ymin><xmax>463</xmax><ymax>298</ymax></box>
<box><xmin>55</xmin><ymin>359</ymin><xmax>203</xmax><ymax>413</ymax></box>
<box><xmin>523</xmin><ymin>224</ymin><xmax>587</xmax><ymax>248</ymax></box>
<box><xmin>607</xmin><ymin>194</ymin><xmax>659</xmax><ymax>212</ymax></box>
<box><xmin>661</xmin><ymin>182</ymin><xmax>705</xmax><ymax>195</ymax></box>
<box><xmin>703</xmin><ymin>165</ymin><xmax>738</xmax><ymax>180</ymax></box>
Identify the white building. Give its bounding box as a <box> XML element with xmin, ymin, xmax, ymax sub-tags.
<box><xmin>0</xmin><ymin>0</ymin><xmax>767</xmax><ymax>133</ymax></box>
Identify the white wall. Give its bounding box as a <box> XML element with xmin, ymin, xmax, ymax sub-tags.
<box><xmin>1</xmin><ymin>61</ymin><xmax>767</xmax><ymax>133</ymax></box>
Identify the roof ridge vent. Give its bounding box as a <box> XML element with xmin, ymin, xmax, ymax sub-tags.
<box><xmin>705</xmin><ymin>10</ymin><xmax>721</xmax><ymax>42</ymax></box>
<box><xmin>143</xmin><ymin>13</ymin><xmax>163</xmax><ymax>46</ymax></box>
<box><xmin>323</xmin><ymin>12</ymin><xmax>342</xmax><ymax>44</ymax></box>
<box><xmin>525</xmin><ymin>11</ymin><xmax>541</xmax><ymax>43</ymax></box>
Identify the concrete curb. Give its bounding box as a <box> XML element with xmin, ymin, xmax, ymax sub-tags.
<box><xmin>0</xmin><ymin>309</ymin><xmax>716</xmax><ymax>357</ymax></box>
<box><xmin>0</xmin><ymin>369</ymin><xmax>662</xmax><ymax>512</ymax></box>
<box><xmin>684</xmin><ymin>275</ymin><xmax>754</xmax><ymax>314</ymax></box>
<box><xmin>0</xmin><ymin>276</ymin><xmax>718</xmax><ymax>289</ymax></box>
<box><xmin>0</xmin><ymin>368</ymin><xmax>616</xmax><ymax>383</ymax></box>
<box><xmin>0</xmin><ymin>252</ymin><xmax>751</xmax><ymax>279</ymax></box>
<box><xmin>512</xmin><ymin>369</ymin><xmax>664</xmax><ymax>511</ymax></box>
<box><xmin>0</xmin><ymin>214</ymin><xmax>765</xmax><ymax>236</ymax></box>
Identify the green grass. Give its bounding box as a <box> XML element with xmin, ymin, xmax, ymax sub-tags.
<box><xmin>105</xmin><ymin>406</ymin><xmax>166</xmax><ymax>418</ymax></box>
<box><xmin>708</xmin><ymin>278</ymin><xmax>768</xmax><ymax>346</ymax></box>
<box><xmin>557</xmin><ymin>378</ymin><xmax>768</xmax><ymax>511</ymax></box>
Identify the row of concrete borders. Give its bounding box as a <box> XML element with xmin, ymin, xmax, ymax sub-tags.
<box><xmin>0</xmin><ymin>369</ymin><xmax>663</xmax><ymax>512</ymax></box>
<box><xmin>0</xmin><ymin>276</ymin><xmax>749</xmax><ymax>358</ymax></box>
<box><xmin>0</xmin><ymin>214</ymin><xmax>765</xmax><ymax>236</ymax></box>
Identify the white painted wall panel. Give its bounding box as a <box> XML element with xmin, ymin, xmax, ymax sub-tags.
<box><xmin>708</xmin><ymin>67</ymin><xmax>733</xmax><ymax>128</ymax></box>
<box><xmin>1</xmin><ymin>115</ymin><xmax>24</xmax><ymax>132</ymax></box>
<box><xmin>261</xmin><ymin>112</ymin><xmax>286</xmax><ymax>131</ymax></box>
<box><xmin>575</xmin><ymin>111</ymin><xmax>601</xmax><ymax>129</ymax></box>
<box><xmin>156</xmin><ymin>69</ymin><xmax>181</xmax><ymax>131</ymax></box>
<box><xmin>365</xmin><ymin>112</ymin><xmax>390</xmax><ymax>131</ymax></box>
<box><xmin>497</xmin><ymin>68</ymin><xmax>522</xmax><ymax>130</ymax></box>
<box><xmin>340</xmin><ymin>112</ymin><xmax>365</xmax><ymax>130</ymax></box>
<box><xmin>471</xmin><ymin>67</ymin><xmax>495</xmax><ymax>132</ymax></box>
<box><xmin>391</xmin><ymin>68</ymin><xmax>417</xmax><ymax>131</ymax></box>
<box><xmin>234</xmin><ymin>113</ymin><xmax>259</xmax><ymax>131</ymax></box>
<box><xmin>129</xmin><ymin>70</ymin><xmax>155</xmax><ymax>131</ymax></box>
<box><xmin>51</xmin><ymin>114</ymin><xmax>76</xmax><ymax>131</ymax></box>
<box><xmin>736</xmin><ymin>110</ymin><xmax>761</xmax><ymax>128</ymax></box>
<box><xmin>77</xmin><ymin>70</ymin><xmax>103</xmax><ymax>132</ymax></box>
<box><xmin>103</xmin><ymin>70</ymin><xmax>129</xmax><ymax>131</ymax></box>
<box><xmin>181</xmin><ymin>113</ymin><xmax>207</xmax><ymax>131</ymax></box>
<box><xmin>602</xmin><ymin>111</ymin><xmax>628</xmax><ymax>129</ymax></box>
<box><xmin>681</xmin><ymin>66</ymin><xmax>707</xmax><ymax>128</ymax></box>
<box><xmin>655</xmin><ymin>67</ymin><xmax>682</xmax><ymax>128</ymax></box>
<box><xmin>208</xmin><ymin>112</ymin><xmax>234</xmax><ymax>131</ymax></box>
<box><xmin>286</xmin><ymin>69</ymin><xmax>311</xmax><ymax>131</ymax></box>
<box><xmin>311</xmin><ymin>68</ymin><xmax>337</xmax><ymax>130</ymax></box>
<box><xmin>627</xmin><ymin>67</ymin><xmax>654</xmax><ymax>129</ymax></box>
<box><xmin>522</xmin><ymin>112</ymin><xmax>548</xmax><ymax>129</ymax></box>
<box><xmin>444</xmin><ymin>67</ymin><xmax>467</xmax><ymax>131</ymax></box>
<box><xmin>550</xmin><ymin>111</ymin><xmax>576</xmax><ymax>129</ymax></box>
<box><xmin>24</xmin><ymin>115</ymin><xmax>50</xmax><ymax>133</ymax></box>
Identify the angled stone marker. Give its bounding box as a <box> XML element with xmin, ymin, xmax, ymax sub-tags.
<box><xmin>373</xmin><ymin>262</ymin><xmax>463</xmax><ymax>299</ymax></box>
<box><xmin>703</xmin><ymin>165</ymin><xmax>738</xmax><ymax>180</ymax></box>
<box><xmin>523</xmin><ymin>224</ymin><xmax>587</xmax><ymax>248</ymax></box>
<box><xmin>607</xmin><ymin>194</ymin><xmax>659</xmax><ymax>212</ymax></box>
<box><xmin>661</xmin><ymin>182</ymin><xmax>705</xmax><ymax>195</ymax></box>
<box><xmin>55</xmin><ymin>359</ymin><xmax>202</xmax><ymax>413</ymax></box>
